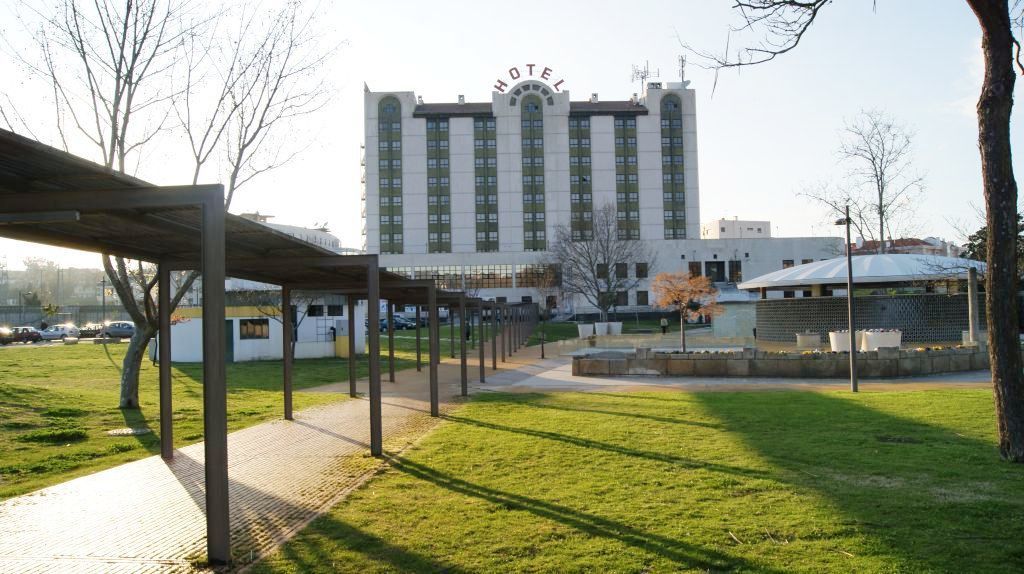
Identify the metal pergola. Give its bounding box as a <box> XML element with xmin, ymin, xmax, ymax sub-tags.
<box><xmin>0</xmin><ymin>128</ymin><xmax>539</xmax><ymax>566</ymax></box>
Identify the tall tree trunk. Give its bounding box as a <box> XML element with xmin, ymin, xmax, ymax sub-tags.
<box><xmin>969</xmin><ymin>0</ymin><xmax>1024</xmax><ymax>461</ymax></box>
<box><xmin>119</xmin><ymin>324</ymin><xmax>156</xmax><ymax>408</ymax></box>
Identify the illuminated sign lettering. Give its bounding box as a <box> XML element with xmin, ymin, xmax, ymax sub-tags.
<box><xmin>494</xmin><ymin>64</ymin><xmax>565</xmax><ymax>93</ymax></box>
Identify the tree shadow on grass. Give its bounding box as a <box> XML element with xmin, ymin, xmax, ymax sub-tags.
<box><xmin>524</xmin><ymin>399</ymin><xmax>724</xmax><ymax>429</ymax></box>
<box><xmin>389</xmin><ymin>455</ymin><xmax>786</xmax><ymax>573</ymax></box>
<box><xmin>692</xmin><ymin>390</ymin><xmax>1024</xmax><ymax>572</ymax></box>
<box><xmin>443</xmin><ymin>413</ymin><xmax>766</xmax><ymax>479</ymax></box>
<box><xmin>119</xmin><ymin>407</ymin><xmax>160</xmax><ymax>455</ymax></box>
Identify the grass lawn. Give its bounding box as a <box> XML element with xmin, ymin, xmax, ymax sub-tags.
<box><xmin>253</xmin><ymin>389</ymin><xmax>1024</xmax><ymax>573</ymax></box>
<box><xmin>0</xmin><ymin>334</ymin><xmax>441</xmax><ymax>498</ymax></box>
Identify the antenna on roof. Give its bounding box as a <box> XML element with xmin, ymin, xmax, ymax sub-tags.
<box><xmin>677</xmin><ymin>55</ymin><xmax>687</xmax><ymax>82</ymax></box>
<box><xmin>630</xmin><ymin>60</ymin><xmax>659</xmax><ymax>95</ymax></box>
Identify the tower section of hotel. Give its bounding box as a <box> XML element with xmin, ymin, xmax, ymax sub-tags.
<box><xmin>362</xmin><ymin>71</ymin><xmax>839</xmax><ymax>314</ymax></box>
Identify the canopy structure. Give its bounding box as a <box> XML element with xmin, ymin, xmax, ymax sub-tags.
<box><xmin>0</xmin><ymin>127</ymin><xmax>541</xmax><ymax>565</ymax></box>
<box><xmin>738</xmin><ymin>254</ymin><xmax>986</xmax><ymax>292</ymax></box>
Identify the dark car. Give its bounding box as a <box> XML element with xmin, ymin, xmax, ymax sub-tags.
<box><xmin>103</xmin><ymin>321</ymin><xmax>136</xmax><ymax>339</ymax></box>
<box><xmin>78</xmin><ymin>323</ymin><xmax>104</xmax><ymax>338</ymax></box>
<box><xmin>0</xmin><ymin>326</ymin><xmax>43</xmax><ymax>345</ymax></box>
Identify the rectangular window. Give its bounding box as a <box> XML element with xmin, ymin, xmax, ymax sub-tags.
<box><xmin>782</xmin><ymin>260</ymin><xmax>795</xmax><ymax>269</ymax></box>
<box><xmin>307</xmin><ymin>304</ymin><xmax>324</xmax><ymax>317</ymax></box>
<box><xmin>636</xmin><ymin>262</ymin><xmax>648</xmax><ymax>279</ymax></box>
<box><xmin>615</xmin><ymin>291</ymin><xmax>629</xmax><ymax>306</ymax></box>
<box><xmin>597</xmin><ymin>264</ymin><xmax>608</xmax><ymax>279</ymax></box>
<box><xmin>239</xmin><ymin>318</ymin><xmax>270</xmax><ymax>340</ymax></box>
<box><xmin>615</xmin><ymin>263</ymin><xmax>628</xmax><ymax>279</ymax></box>
<box><xmin>688</xmin><ymin>262</ymin><xmax>702</xmax><ymax>277</ymax></box>
<box><xmin>327</xmin><ymin>305</ymin><xmax>343</xmax><ymax>317</ymax></box>
<box><xmin>636</xmin><ymin>290</ymin><xmax>649</xmax><ymax>306</ymax></box>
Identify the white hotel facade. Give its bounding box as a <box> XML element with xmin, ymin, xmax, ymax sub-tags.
<box><xmin>363</xmin><ymin>69</ymin><xmax>839</xmax><ymax>314</ymax></box>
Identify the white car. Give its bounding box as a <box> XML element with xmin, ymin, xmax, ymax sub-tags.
<box><xmin>40</xmin><ymin>324</ymin><xmax>80</xmax><ymax>340</ymax></box>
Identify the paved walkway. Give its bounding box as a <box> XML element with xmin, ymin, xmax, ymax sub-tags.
<box><xmin>0</xmin><ymin>343</ymin><xmax>543</xmax><ymax>573</ymax></box>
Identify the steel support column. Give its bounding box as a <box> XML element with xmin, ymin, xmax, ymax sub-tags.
<box><xmin>282</xmin><ymin>286</ymin><xmax>293</xmax><ymax>420</ymax></box>
<box><xmin>459</xmin><ymin>296</ymin><xmax>468</xmax><ymax>396</ymax></box>
<box><xmin>449</xmin><ymin>305</ymin><xmax>455</xmax><ymax>359</ymax></box>
<box><xmin>158</xmin><ymin>263</ymin><xmax>172</xmax><ymax>460</ymax></box>
<box><xmin>415</xmin><ymin>305</ymin><xmax>422</xmax><ymax>372</ymax></box>
<box><xmin>200</xmin><ymin>191</ymin><xmax>230</xmax><ymax>566</ymax></box>
<box><xmin>500</xmin><ymin>304</ymin><xmax>507</xmax><ymax>363</ymax></box>
<box><xmin>347</xmin><ymin>297</ymin><xmax>357</xmax><ymax>397</ymax></box>
<box><xmin>478</xmin><ymin>302</ymin><xmax>486</xmax><ymax>383</ymax></box>
<box><xmin>428</xmin><ymin>286</ymin><xmax>439</xmax><ymax>417</ymax></box>
<box><xmin>490</xmin><ymin>302</ymin><xmax>498</xmax><ymax>370</ymax></box>
<box><xmin>367</xmin><ymin>260</ymin><xmax>383</xmax><ymax>456</ymax></box>
<box><xmin>387</xmin><ymin>301</ymin><xmax>395</xmax><ymax>383</ymax></box>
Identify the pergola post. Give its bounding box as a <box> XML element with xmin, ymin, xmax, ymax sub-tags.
<box><xmin>428</xmin><ymin>286</ymin><xmax>439</xmax><ymax>417</ymax></box>
<box><xmin>478</xmin><ymin>301</ymin><xmax>486</xmax><ymax>383</ymax></box>
<box><xmin>449</xmin><ymin>304</ymin><xmax>455</xmax><ymax>359</ymax></box>
<box><xmin>200</xmin><ymin>190</ymin><xmax>230</xmax><ymax>566</ymax></box>
<box><xmin>500</xmin><ymin>304</ymin><xmax>507</xmax><ymax>363</ymax></box>
<box><xmin>347</xmin><ymin>296</ymin><xmax>356</xmax><ymax>397</ymax></box>
<box><xmin>459</xmin><ymin>296</ymin><xmax>468</xmax><ymax>396</ymax></box>
<box><xmin>512</xmin><ymin>305</ymin><xmax>518</xmax><ymax>353</ymax></box>
<box><xmin>491</xmin><ymin>302</ymin><xmax>498</xmax><ymax>371</ymax></box>
<box><xmin>387</xmin><ymin>301</ymin><xmax>395</xmax><ymax>383</ymax></box>
<box><xmin>415</xmin><ymin>305</ymin><xmax>422</xmax><ymax>372</ymax></box>
<box><xmin>158</xmin><ymin>263</ymin><xmax>173</xmax><ymax>460</ymax></box>
<box><xmin>367</xmin><ymin>260</ymin><xmax>383</xmax><ymax>457</ymax></box>
<box><xmin>282</xmin><ymin>285</ymin><xmax>293</xmax><ymax>421</ymax></box>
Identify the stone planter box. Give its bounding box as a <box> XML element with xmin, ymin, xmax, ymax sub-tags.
<box><xmin>573</xmin><ymin>346</ymin><xmax>988</xmax><ymax>379</ymax></box>
<box><xmin>594</xmin><ymin>322</ymin><xmax>609</xmax><ymax>336</ymax></box>
<box><xmin>607</xmin><ymin>322</ymin><xmax>623</xmax><ymax>336</ymax></box>
<box><xmin>862</xmin><ymin>331</ymin><xmax>902</xmax><ymax>351</ymax></box>
<box><xmin>577</xmin><ymin>323</ymin><xmax>594</xmax><ymax>338</ymax></box>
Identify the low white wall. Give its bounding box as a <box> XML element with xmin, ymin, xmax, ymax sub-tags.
<box><xmin>163</xmin><ymin>301</ymin><xmax>366</xmax><ymax>363</ymax></box>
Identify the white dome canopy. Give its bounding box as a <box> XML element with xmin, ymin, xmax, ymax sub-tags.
<box><xmin>738</xmin><ymin>254</ymin><xmax>986</xmax><ymax>290</ymax></box>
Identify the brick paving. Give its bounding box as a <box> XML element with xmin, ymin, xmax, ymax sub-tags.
<box><xmin>0</xmin><ymin>343</ymin><xmax>545</xmax><ymax>573</ymax></box>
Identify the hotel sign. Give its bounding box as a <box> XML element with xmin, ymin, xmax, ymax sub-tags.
<box><xmin>494</xmin><ymin>64</ymin><xmax>565</xmax><ymax>93</ymax></box>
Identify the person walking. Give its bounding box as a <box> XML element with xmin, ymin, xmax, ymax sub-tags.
<box><xmin>660</xmin><ymin>317</ymin><xmax>668</xmax><ymax>334</ymax></box>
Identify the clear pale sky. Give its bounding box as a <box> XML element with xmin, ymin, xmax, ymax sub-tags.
<box><xmin>1</xmin><ymin>0</ymin><xmax>1020</xmax><ymax>270</ymax></box>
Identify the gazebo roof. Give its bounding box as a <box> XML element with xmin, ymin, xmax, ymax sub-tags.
<box><xmin>738</xmin><ymin>253</ymin><xmax>986</xmax><ymax>290</ymax></box>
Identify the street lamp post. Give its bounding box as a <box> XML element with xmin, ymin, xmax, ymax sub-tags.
<box><xmin>99</xmin><ymin>277</ymin><xmax>107</xmax><ymax>325</ymax></box>
<box><xmin>836</xmin><ymin>206</ymin><xmax>858</xmax><ymax>392</ymax></box>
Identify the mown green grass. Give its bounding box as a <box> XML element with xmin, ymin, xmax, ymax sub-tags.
<box><xmin>0</xmin><ymin>335</ymin><xmax>440</xmax><ymax>498</ymax></box>
<box><xmin>254</xmin><ymin>389</ymin><xmax>1024</xmax><ymax>573</ymax></box>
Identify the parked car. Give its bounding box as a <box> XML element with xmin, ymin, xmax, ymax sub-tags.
<box><xmin>102</xmin><ymin>321</ymin><xmax>136</xmax><ymax>339</ymax></box>
<box><xmin>78</xmin><ymin>323</ymin><xmax>104</xmax><ymax>338</ymax></box>
<box><xmin>9</xmin><ymin>326</ymin><xmax>43</xmax><ymax>344</ymax></box>
<box><xmin>39</xmin><ymin>323</ymin><xmax>80</xmax><ymax>340</ymax></box>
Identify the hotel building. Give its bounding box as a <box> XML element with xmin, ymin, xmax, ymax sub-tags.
<box><xmin>362</xmin><ymin>70</ymin><xmax>839</xmax><ymax>313</ymax></box>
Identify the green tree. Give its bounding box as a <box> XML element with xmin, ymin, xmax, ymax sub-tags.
<box><xmin>963</xmin><ymin>213</ymin><xmax>1024</xmax><ymax>277</ymax></box>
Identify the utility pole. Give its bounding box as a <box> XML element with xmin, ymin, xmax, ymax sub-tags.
<box><xmin>836</xmin><ymin>206</ymin><xmax>858</xmax><ymax>393</ymax></box>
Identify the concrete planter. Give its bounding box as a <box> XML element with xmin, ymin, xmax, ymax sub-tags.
<box><xmin>594</xmin><ymin>322</ymin><xmax>610</xmax><ymax>336</ymax></box>
<box><xmin>607</xmin><ymin>322</ymin><xmax>623</xmax><ymax>335</ymax></box>
<box><xmin>862</xmin><ymin>331</ymin><xmax>901</xmax><ymax>351</ymax></box>
<box><xmin>577</xmin><ymin>323</ymin><xmax>594</xmax><ymax>338</ymax></box>
<box><xmin>796</xmin><ymin>332</ymin><xmax>820</xmax><ymax>349</ymax></box>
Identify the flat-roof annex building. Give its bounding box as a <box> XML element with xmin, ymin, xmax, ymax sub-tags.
<box><xmin>363</xmin><ymin>69</ymin><xmax>839</xmax><ymax>313</ymax></box>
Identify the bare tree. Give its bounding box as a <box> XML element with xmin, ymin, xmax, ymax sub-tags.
<box><xmin>800</xmin><ymin>111</ymin><xmax>924</xmax><ymax>252</ymax></box>
<box><xmin>685</xmin><ymin>0</ymin><xmax>1024</xmax><ymax>462</ymax></box>
<box><xmin>9</xmin><ymin>0</ymin><xmax>333</xmax><ymax>408</ymax></box>
<box><xmin>547</xmin><ymin>203</ymin><xmax>655</xmax><ymax>321</ymax></box>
